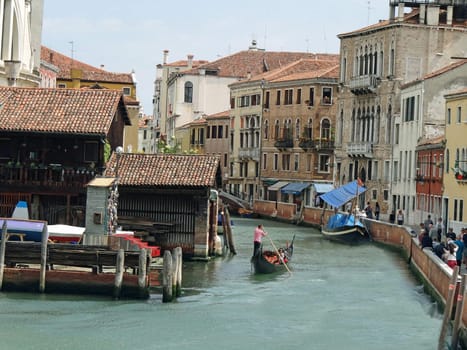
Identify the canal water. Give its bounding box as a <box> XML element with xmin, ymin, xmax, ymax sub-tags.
<box><xmin>0</xmin><ymin>217</ymin><xmax>444</xmax><ymax>349</ymax></box>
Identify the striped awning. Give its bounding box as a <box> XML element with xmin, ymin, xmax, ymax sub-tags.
<box><xmin>268</xmin><ymin>181</ymin><xmax>289</xmax><ymax>191</ymax></box>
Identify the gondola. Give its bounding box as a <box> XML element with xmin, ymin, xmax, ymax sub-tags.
<box><xmin>251</xmin><ymin>236</ymin><xmax>294</xmax><ymax>274</ymax></box>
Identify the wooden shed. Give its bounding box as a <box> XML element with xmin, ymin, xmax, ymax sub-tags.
<box><xmin>105</xmin><ymin>153</ymin><xmax>222</xmax><ymax>258</ymax></box>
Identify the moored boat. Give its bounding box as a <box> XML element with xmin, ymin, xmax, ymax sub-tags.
<box><xmin>251</xmin><ymin>236</ymin><xmax>294</xmax><ymax>274</ymax></box>
<box><xmin>48</xmin><ymin>224</ymin><xmax>85</xmax><ymax>243</ymax></box>
<box><xmin>319</xmin><ymin>180</ymin><xmax>370</xmax><ymax>244</ymax></box>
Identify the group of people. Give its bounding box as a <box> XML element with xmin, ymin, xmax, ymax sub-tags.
<box><xmin>418</xmin><ymin>215</ymin><xmax>466</xmax><ymax>270</ymax></box>
<box><xmin>364</xmin><ymin>201</ymin><xmax>381</xmax><ymax>220</ymax></box>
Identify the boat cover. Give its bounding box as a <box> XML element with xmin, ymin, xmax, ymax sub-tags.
<box><xmin>280</xmin><ymin>182</ymin><xmax>310</xmax><ymax>195</ymax></box>
<box><xmin>313</xmin><ymin>183</ymin><xmax>334</xmax><ymax>193</ymax></box>
<box><xmin>0</xmin><ymin>219</ymin><xmax>45</xmax><ymax>232</ymax></box>
<box><xmin>319</xmin><ymin>180</ymin><xmax>367</xmax><ymax>208</ymax></box>
<box><xmin>326</xmin><ymin>212</ymin><xmax>365</xmax><ymax>229</ymax></box>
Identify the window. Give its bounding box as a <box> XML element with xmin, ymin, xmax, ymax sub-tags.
<box><xmin>395</xmin><ymin>124</ymin><xmax>399</xmax><ymax>144</ymax></box>
<box><xmin>224</xmin><ymin>154</ymin><xmax>227</xmax><ymax>167</ymax></box>
<box><xmin>306</xmin><ymin>154</ymin><xmax>312</xmax><ymax>172</ymax></box>
<box><xmin>122</xmin><ymin>87</ymin><xmax>131</xmax><ymax>96</ymax></box>
<box><xmin>199</xmin><ymin>128</ymin><xmax>204</xmax><ymax>145</ymax></box>
<box><xmin>230</xmin><ymin>98</ymin><xmax>235</xmax><ymax>109</ymax></box>
<box><xmin>295</xmin><ymin>119</ymin><xmax>300</xmax><ymax>140</ymax></box>
<box><xmin>184</xmin><ymin>82</ymin><xmax>193</xmax><ymax>103</ymax></box>
<box><xmin>308</xmin><ymin>88</ymin><xmax>314</xmax><ymax>106</ymax></box>
<box><xmin>457</xmin><ymin>106</ymin><xmax>462</xmax><ymax>123</ymax></box>
<box><xmin>58</xmin><ymin>83</ymin><xmax>66</xmax><ymax>88</ymax></box>
<box><xmin>383</xmin><ymin>189</ymin><xmax>389</xmax><ymax>201</ymax></box>
<box><xmin>446</xmin><ymin>149</ymin><xmax>450</xmax><ymax>174</ymax></box>
<box><xmin>403</xmin><ymin>96</ymin><xmax>415</xmax><ymax>122</ymax></box>
<box><xmin>373</xmin><ymin>161</ymin><xmax>378</xmax><ymax>179</ymax></box>
<box><xmin>218</xmin><ymin>125</ymin><xmax>223</xmax><ymax>138</ymax></box>
<box><xmin>274</xmin><ymin>120</ymin><xmax>280</xmax><ymax>139</ymax></box>
<box><xmin>284</xmin><ymin>89</ymin><xmax>293</xmax><ymax>105</ymax></box>
<box><xmin>294</xmin><ymin>154</ymin><xmax>299</xmax><ymax>171</ymax></box>
<box><xmin>276</xmin><ymin>91</ymin><xmax>281</xmax><ymax>105</ymax></box>
<box><xmin>296</xmin><ymin>89</ymin><xmax>302</xmax><ymax>104</ymax></box>
<box><xmin>273</xmin><ymin>154</ymin><xmax>278</xmax><ymax>171</ymax></box>
<box><xmin>84</xmin><ymin>142</ymin><xmax>98</xmax><ymax>162</ymax></box>
<box><xmin>447</xmin><ymin>108</ymin><xmax>451</xmax><ymax>124</ymax></box>
<box><xmin>304</xmin><ymin>119</ymin><xmax>312</xmax><ymax>139</ymax></box>
<box><xmin>251</xmin><ymin>94</ymin><xmax>260</xmax><ymax>106</ymax></box>
<box><xmin>262</xmin><ymin>153</ymin><xmax>267</xmax><ymax>170</ymax></box>
<box><xmin>282</xmin><ymin>154</ymin><xmax>290</xmax><ymax>171</ymax></box>
<box><xmin>319</xmin><ymin>154</ymin><xmax>330</xmax><ymax>172</ymax></box>
<box><xmin>264</xmin><ymin>120</ymin><xmax>269</xmax><ymax>139</ymax></box>
<box><xmin>212</xmin><ymin>126</ymin><xmax>217</xmax><ymax>139</ymax></box>
<box><xmin>238</xmin><ymin>95</ymin><xmax>250</xmax><ymax>107</ymax></box>
<box><xmin>322</xmin><ymin>87</ymin><xmax>332</xmax><ymax>105</ymax></box>
<box><xmin>372</xmin><ymin>189</ymin><xmax>377</xmax><ymax>200</ymax></box>
<box><xmin>264</xmin><ymin>91</ymin><xmax>270</xmax><ymax>108</ymax></box>
<box><xmin>321</xmin><ymin>118</ymin><xmax>331</xmax><ymax>140</ymax></box>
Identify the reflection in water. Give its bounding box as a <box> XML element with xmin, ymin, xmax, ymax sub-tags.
<box><xmin>0</xmin><ymin>216</ymin><xmax>444</xmax><ymax>350</ymax></box>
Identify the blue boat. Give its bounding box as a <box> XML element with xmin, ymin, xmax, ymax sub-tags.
<box><xmin>0</xmin><ymin>218</ymin><xmax>46</xmax><ymax>242</ymax></box>
<box><xmin>319</xmin><ymin>180</ymin><xmax>369</xmax><ymax>244</ymax></box>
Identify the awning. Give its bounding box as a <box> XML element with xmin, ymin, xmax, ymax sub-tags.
<box><xmin>281</xmin><ymin>182</ymin><xmax>310</xmax><ymax>195</ymax></box>
<box><xmin>313</xmin><ymin>183</ymin><xmax>334</xmax><ymax>193</ymax></box>
<box><xmin>262</xmin><ymin>178</ymin><xmax>278</xmax><ymax>186</ymax></box>
<box><xmin>268</xmin><ymin>181</ymin><xmax>289</xmax><ymax>191</ymax></box>
<box><xmin>319</xmin><ymin>180</ymin><xmax>367</xmax><ymax>208</ymax></box>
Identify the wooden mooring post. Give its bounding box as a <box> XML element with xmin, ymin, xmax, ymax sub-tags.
<box><xmin>113</xmin><ymin>249</ymin><xmax>125</xmax><ymax>299</ymax></box>
<box><xmin>162</xmin><ymin>247</ymin><xmax>183</xmax><ymax>302</ymax></box>
<box><xmin>438</xmin><ymin>266</ymin><xmax>459</xmax><ymax>350</ymax></box>
<box><xmin>39</xmin><ymin>224</ymin><xmax>49</xmax><ymax>293</ymax></box>
<box><xmin>0</xmin><ymin>221</ymin><xmax>7</xmax><ymax>290</ymax></box>
<box><xmin>223</xmin><ymin>207</ymin><xmax>236</xmax><ymax>255</ymax></box>
<box><xmin>451</xmin><ymin>274</ymin><xmax>467</xmax><ymax>350</ymax></box>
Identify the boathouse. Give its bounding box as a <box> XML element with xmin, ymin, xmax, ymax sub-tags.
<box><xmin>104</xmin><ymin>153</ymin><xmax>222</xmax><ymax>258</ymax></box>
<box><xmin>0</xmin><ymin>87</ymin><xmax>130</xmax><ymax>225</ymax></box>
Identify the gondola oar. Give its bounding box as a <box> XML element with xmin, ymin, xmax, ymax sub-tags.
<box><xmin>267</xmin><ymin>235</ymin><xmax>292</xmax><ymax>275</ymax></box>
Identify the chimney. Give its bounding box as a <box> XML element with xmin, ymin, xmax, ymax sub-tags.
<box><xmin>249</xmin><ymin>40</ymin><xmax>258</xmax><ymax>51</ymax></box>
<box><xmin>187</xmin><ymin>54</ymin><xmax>194</xmax><ymax>69</ymax></box>
<box><xmin>163</xmin><ymin>50</ymin><xmax>169</xmax><ymax>65</ymax></box>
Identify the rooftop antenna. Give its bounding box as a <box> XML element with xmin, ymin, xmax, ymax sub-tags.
<box><xmin>69</xmin><ymin>41</ymin><xmax>75</xmax><ymax>67</ymax></box>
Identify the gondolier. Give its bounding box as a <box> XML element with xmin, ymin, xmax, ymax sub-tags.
<box><xmin>253</xmin><ymin>224</ymin><xmax>267</xmax><ymax>257</ymax></box>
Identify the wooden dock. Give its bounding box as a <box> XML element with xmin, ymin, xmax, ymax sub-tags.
<box><xmin>0</xmin><ymin>239</ymin><xmax>155</xmax><ymax>299</ymax></box>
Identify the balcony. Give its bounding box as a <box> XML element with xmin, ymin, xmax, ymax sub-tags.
<box><xmin>455</xmin><ymin>171</ymin><xmax>467</xmax><ymax>184</ymax></box>
<box><xmin>349</xmin><ymin>75</ymin><xmax>380</xmax><ymax>95</ymax></box>
<box><xmin>274</xmin><ymin>138</ymin><xmax>294</xmax><ymax>150</ymax></box>
<box><xmin>0</xmin><ymin>163</ymin><xmax>99</xmax><ymax>193</ymax></box>
<box><xmin>346</xmin><ymin>142</ymin><xmax>374</xmax><ymax>158</ymax></box>
<box><xmin>238</xmin><ymin>147</ymin><xmax>260</xmax><ymax>160</ymax></box>
<box><xmin>299</xmin><ymin>138</ymin><xmax>335</xmax><ymax>151</ymax></box>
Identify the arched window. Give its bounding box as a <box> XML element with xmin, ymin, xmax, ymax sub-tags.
<box><xmin>283</xmin><ymin>119</ymin><xmax>292</xmax><ymax>139</ymax></box>
<box><xmin>274</xmin><ymin>120</ymin><xmax>280</xmax><ymax>139</ymax></box>
<box><xmin>446</xmin><ymin>149</ymin><xmax>450</xmax><ymax>174</ymax></box>
<box><xmin>263</xmin><ymin>120</ymin><xmax>269</xmax><ymax>139</ymax></box>
<box><xmin>295</xmin><ymin>119</ymin><xmax>300</xmax><ymax>139</ymax></box>
<box><xmin>184</xmin><ymin>81</ymin><xmax>193</xmax><ymax>103</ymax></box>
<box><xmin>321</xmin><ymin>118</ymin><xmax>330</xmax><ymax>140</ymax></box>
<box><xmin>305</xmin><ymin>118</ymin><xmax>312</xmax><ymax>139</ymax></box>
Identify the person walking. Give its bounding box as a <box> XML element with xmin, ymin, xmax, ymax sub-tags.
<box><xmin>396</xmin><ymin>209</ymin><xmax>404</xmax><ymax>225</ymax></box>
<box><xmin>424</xmin><ymin>215</ymin><xmax>433</xmax><ymax>232</ymax></box>
<box><xmin>253</xmin><ymin>224</ymin><xmax>267</xmax><ymax>257</ymax></box>
<box><xmin>374</xmin><ymin>202</ymin><xmax>380</xmax><ymax>220</ymax></box>
<box><xmin>364</xmin><ymin>201</ymin><xmax>373</xmax><ymax>219</ymax></box>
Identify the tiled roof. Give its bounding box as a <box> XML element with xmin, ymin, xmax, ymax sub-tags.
<box><xmin>232</xmin><ymin>58</ymin><xmax>339</xmax><ymax>85</ymax></box>
<box><xmin>0</xmin><ymin>87</ymin><xmax>127</xmax><ymax>135</ymax></box>
<box><xmin>166</xmin><ymin>59</ymin><xmax>209</xmax><ymax>68</ymax></box>
<box><xmin>205</xmin><ymin>110</ymin><xmax>230</xmax><ymax>120</ymax></box>
<box><xmin>445</xmin><ymin>87</ymin><xmax>467</xmax><ymax>98</ymax></box>
<box><xmin>41</xmin><ymin>46</ymin><xmax>134</xmax><ymax>84</ymax></box>
<box><xmin>105</xmin><ymin>153</ymin><xmax>220</xmax><ymax>187</ymax></box>
<box><xmin>181</xmin><ymin>50</ymin><xmax>339</xmax><ymax>79</ymax></box>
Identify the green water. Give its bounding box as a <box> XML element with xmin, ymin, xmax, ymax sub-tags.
<box><xmin>0</xmin><ymin>217</ymin><xmax>442</xmax><ymax>350</ymax></box>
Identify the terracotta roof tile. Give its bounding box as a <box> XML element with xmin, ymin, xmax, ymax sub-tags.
<box><xmin>0</xmin><ymin>87</ymin><xmax>127</xmax><ymax>135</ymax></box>
<box><xmin>205</xmin><ymin>110</ymin><xmax>230</xmax><ymax>120</ymax></box>
<box><xmin>181</xmin><ymin>50</ymin><xmax>339</xmax><ymax>79</ymax></box>
<box><xmin>41</xmin><ymin>46</ymin><xmax>134</xmax><ymax>84</ymax></box>
<box><xmin>105</xmin><ymin>153</ymin><xmax>220</xmax><ymax>187</ymax></box>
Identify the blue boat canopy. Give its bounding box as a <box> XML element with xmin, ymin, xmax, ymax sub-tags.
<box><xmin>280</xmin><ymin>182</ymin><xmax>310</xmax><ymax>195</ymax></box>
<box><xmin>319</xmin><ymin>180</ymin><xmax>367</xmax><ymax>208</ymax></box>
<box><xmin>313</xmin><ymin>183</ymin><xmax>334</xmax><ymax>193</ymax></box>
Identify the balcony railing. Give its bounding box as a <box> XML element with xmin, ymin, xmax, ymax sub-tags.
<box><xmin>349</xmin><ymin>75</ymin><xmax>379</xmax><ymax>95</ymax></box>
<box><xmin>0</xmin><ymin>164</ymin><xmax>99</xmax><ymax>192</ymax></box>
<box><xmin>274</xmin><ymin>138</ymin><xmax>294</xmax><ymax>149</ymax></box>
<box><xmin>346</xmin><ymin>142</ymin><xmax>374</xmax><ymax>157</ymax></box>
<box><xmin>299</xmin><ymin>138</ymin><xmax>334</xmax><ymax>151</ymax></box>
<box><xmin>238</xmin><ymin>147</ymin><xmax>260</xmax><ymax>160</ymax></box>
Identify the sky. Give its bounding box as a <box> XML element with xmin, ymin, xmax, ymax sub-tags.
<box><xmin>42</xmin><ymin>0</ymin><xmax>390</xmax><ymax>114</ymax></box>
